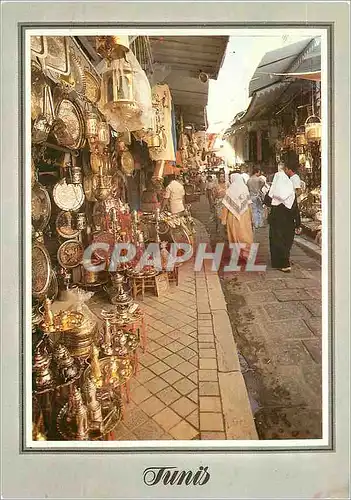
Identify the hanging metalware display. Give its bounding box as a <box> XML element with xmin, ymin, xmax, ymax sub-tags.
<box><xmin>53</xmin><ymin>178</ymin><xmax>85</xmax><ymax>211</ymax></box>
<box><xmin>55</xmin><ymin>210</ymin><xmax>80</xmax><ymax>239</ymax></box>
<box><xmin>119</xmin><ymin>150</ymin><xmax>135</xmax><ymax>176</ymax></box>
<box><xmin>32</xmin><ymin>84</ymin><xmax>55</xmax><ymax>144</ymax></box>
<box><xmin>57</xmin><ymin>239</ymin><xmax>84</xmax><ymax>269</ymax></box>
<box><xmin>32</xmin><ymin>242</ymin><xmax>52</xmax><ymax>298</ymax></box>
<box><xmin>53</xmin><ymin>98</ymin><xmax>86</xmax><ymax>150</ymax></box>
<box><xmin>42</xmin><ymin>36</ymin><xmax>70</xmax><ymax>76</ymax></box>
<box><xmin>31</xmin><ymin>182</ymin><xmax>51</xmax><ymax>232</ymax></box>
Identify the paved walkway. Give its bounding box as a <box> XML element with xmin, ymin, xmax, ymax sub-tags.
<box><xmin>191</xmin><ymin>195</ymin><xmax>322</xmax><ymax>439</ymax></box>
<box><xmin>85</xmin><ymin>217</ymin><xmax>257</xmax><ymax>441</ymax></box>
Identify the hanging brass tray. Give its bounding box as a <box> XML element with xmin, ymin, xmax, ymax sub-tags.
<box><xmin>31</xmin><ymin>182</ymin><xmax>51</xmax><ymax>232</ymax></box>
<box><xmin>31</xmin><ymin>36</ymin><xmax>48</xmax><ymax>58</ymax></box>
<box><xmin>48</xmin><ymin>49</ymin><xmax>86</xmax><ymax>96</ymax></box>
<box><xmin>53</xmin><ymin>98</ymin><xmax>86</xmax><ymax>150</ymax></box>
<box><xmin>32</xmin><ymin>242</ymin><xmax>52</xmax><ymax>298</ymax></box>
<box><xmin>55</xmin><ymin>210</ymin><xmax>80</xmax><ymax>239</ymax></box>
<box><xmin>84</xmin><ymin>70</ymin><xmax>101</xmax><ymax>104</ymax></box>
<box><xmin>53</xmin><ymin>179</ymin><xmax>85</xmax><ymax>211</ymax></box>
<box><xmin>57</xmin><ymin>240</ymin><xmax>84</xmax><ymax>269</ymax></box>
<box><xmin>120</xmin><ymin>151</ymin><xmax>135</xmax><ymax>176</ymax></box>
<box><xmin>43</xmin><ymin>36</ymin><xmax>70</xmax><ymax>76</ymax></box>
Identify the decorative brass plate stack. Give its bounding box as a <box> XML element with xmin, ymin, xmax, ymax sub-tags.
<box><xmin>55</xmin><ymin>211</ymin><xmax>80</xmax><ymax>239</ymax></box>
<box><xmin>53</xmin><ymin>98</ymin><xmax>86</xmax><ymax>150</ymax></box>
<box><xmin>53</xmin><ymin>179</ymin><xmax>85</xmax><ymax>211</ymax></box>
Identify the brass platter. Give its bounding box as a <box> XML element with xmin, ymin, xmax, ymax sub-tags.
<box><xmin>48</xmin><ymin>49</ymin><xmax>86</xmax><ymax>96</ymax></box>
<box><xmin>57</xmin><ymin>240</ymin><xmax>84</xmax><ymax>269</ymax></box>
<box><xmin>53</xmin><ymin>179</ymin><xmax>85</xmax><ymax>211</ymax></box>
<box><xmin>120</xmin><ymin>151</ymin><xmax>134</xmax><ymax>176</ymax></box>
<box><xmin>55</xmin><ymin>210</ymin><xmax>80</xmax><ymax>239</ymax></box>
<box><xmin>84</xmin><ymin>70</ymin><xmax>101</xmax><ymax>104</ymax></box>
<box><xmin>53</xmin><ymin>98</ymin><xmax>85</xmax><ymax>150</ymax></box>
<box><xmin>43</xmin><ymin>36</ymin><xmax>70</xmax><ymax>75</ymax></box>
<box><xmin>32</xmin><ymin>242</ymin><xmax>52</xmax><ymax>298</ymax></box>
<box><xmin>31</xmin><ymin>182</ymin><xmax>51</xmax><ymax>232</ymax></box>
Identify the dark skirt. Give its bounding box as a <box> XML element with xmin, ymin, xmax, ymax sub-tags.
<box><xmin>268</xmin><ymin>204</ymin><xmax>296</xmax><ymax>269</ymax></box>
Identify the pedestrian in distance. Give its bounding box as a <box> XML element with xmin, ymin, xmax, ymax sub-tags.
<box><xmin>264</xmin><ymin>171</ymin><xmax>302</xmax><ymax>273</ymax></box>
<box><xmin>247</xmin><ymin>167</ymin><xmax>265</xmax><ymax>229</ymax></box>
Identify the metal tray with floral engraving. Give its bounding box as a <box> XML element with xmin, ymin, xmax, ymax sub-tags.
<box><xmin>120</xmin><ymin>151</ymin><xmax>135</xmax><ymax>176</ymax></box>
<box><xmin>31</xmin><ymin>182</ymin><xmax>51</xmax><ymax>232</ymax></box>
<box><xmin>57</xmin><ymin>240</ymin><xmax>84</xmax><ymax>269</ymax></box>
<box><xmin>53</xmin><ymin>179</ymin><xmax>85</xmax><ymax>211</ymax></box>
<box><xmin>53</xmin><ymin>98</ymin><xmax>85</xmax><ymax>150</ymax></box>
<box><xmin>32</xmin><ymin>242</ymin><xmax>52</xmax><ymax>298</ymax></box>
<box><xmin>43</xmin><ymin>36</ymin><xmax>70</xmax><ymax>75</ymax></box>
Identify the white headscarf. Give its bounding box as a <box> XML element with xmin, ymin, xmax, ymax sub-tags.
<box><xmin>268</xmin><ymin>171</ymin><xmax>295</xmax><ymax>209</ymax></box>
<box><xmin>223</xmin><ymin>173</ymin><xmax>251</xmax><ymax>219</ymax></box>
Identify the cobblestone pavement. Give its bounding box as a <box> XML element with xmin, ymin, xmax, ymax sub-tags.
<box><xmin>86</xmin><ymin>215</ymin><xmax>257</xmax><ymax>441</ymax></box>
<box><xmin>191</xmin><ymin>194</ymin><xmax>322</xmax><ymax>439</ymax></box>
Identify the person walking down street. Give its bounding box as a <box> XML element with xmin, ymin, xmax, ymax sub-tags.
<box><xmin>264</xmin><ymin>171</ymin><xmax>301</xmax><ymax>273</ymax></box>
<box><xmin>205</xmin><ymin>175</ymin><xmax>216</xmax><ymax>209</ymax></box>
<box><xmin>247</xmin><ymin>167</ymin><xmax>265</xmax><ymax>229</ymax></box>
<box><xmin>161</xmin><ymin>174</ymin><xmax>185</xmax><ymax>214</ymax></box>
<box><xmin>221</xmin><ymin>173</ymin><xmax>254</xmax><ymax>262</ymax></box>
<box><xmin>240</xmin><ymin>165</ymin><xmax>250</xmax><ymax>185</ymax></box>
<box><xmin>213</xmin><ymin>172</ymin><xmax>229</xmax><ymax>232</ymax></box>
<box><xmin>285</xmin><ymin>163</ymin><xmax>303</xmax><ymax>198</ymax></box>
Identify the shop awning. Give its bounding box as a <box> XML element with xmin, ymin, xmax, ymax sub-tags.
<box><xmin>248</xmin><ymin>38</ymin><xmax>314</xmax><ymax>96</ymax></box>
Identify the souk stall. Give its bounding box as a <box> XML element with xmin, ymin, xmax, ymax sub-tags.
<box><xmin>31</xmin><ymin>35</ymin><xmax>194</xmax><ymax>442</ymax></box>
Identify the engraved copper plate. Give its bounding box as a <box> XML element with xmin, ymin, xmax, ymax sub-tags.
<box><xmin>92</xmin><ymin>231</ymin><xmax>115</xmax><ymax>262</ymax></box>
<box><xmin>120</xmin><ymin>151</ymin><xmax>134</xmax><ymax>176</ymax></box>
<box><xmin>44</xmin><ymin>36</ymin><xmax>70</xmax><ymax>75</ymax></box>
<box><xmin>84</xmin><ymin>70</ymin><xmax>101</xmax><ymax>104</ymax></box>
<box><xmin>53</xmin><ymin>98</ymin><xmax>85</xmax><ymax>150</ymax></box>
<box><xmin>53</xmin><ymin>179</ymin><xmax>84</xmax><ymax>211</ymax></box>
<box><xmin>55</xmin><ymin>211</ymin><xmax>80</xmax><ymax>239</ymax></box>
<box><xmin>57</xmin><ymin>240</ymin><xmax>84</xmax><ymax>269</ymax></box>
<box><xmin>32</xmin><ymin>243</ymin><xmax>51</xmax><ymax>298</ymax></box>
<box><xmin>31</xmin><ymin>183</ymin><xmax>51</xmax><ymax>232</ymax></box>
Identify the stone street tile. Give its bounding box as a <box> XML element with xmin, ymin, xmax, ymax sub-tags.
<box><xmin>153</xmin><ymin>320</ymin><xmax>176</xmax><ymax>333</ymax></box>
<box><xmin>133</xmin><ymin>419</ymin><xmax>166</xmax><ymax>440</ymax></box>
<box><xmin>176</xmin><ymin>360</ymin><xmax>197</xmax><ymax>376</ymax></box>
<box><xmin>189</xmin><ymin>342</ymin><xmax>198</xmax><ymax>352</ymax></box>
<box><xmin>171</xmin><ymin>396</ymin><xmax>197</xmax><ymax>418</ymax></box>
<box><xmin>302</xmin><ymin>339</ymin><xmax>322</xmax><ymax>364</ymax></box>
<box><xmin>135</xmin><ymin>367</ymin><xmax>156</xmax><ymax>384</ymax></box>
<box><xmin>306</xmin><ymin>288</ymin><xmax>322</xmax><ymax>300</ymax></box>
<box><xmin>247</xmin><ymin>279</ymin><xmax>287</xmax><ymax>291</ymax></box>
<box><xmin>166</xmin><ymin>340</ymin><xmax>184</xmax><ymax>353</ymax></box>
<box><xmin>199</xmin><ymin>370</ymin><xmax>218</xmax><ymax>382</ymax></box>
<box><xmin>178</xmin><ymin>347</ymin><xmax>197</xmax><ymax>361</ymax></box>
<box><xmin>179</xmin><ymin>314</ymin><xmax>196</xmax><ymax>325</ymax></box>
<box><xmin>167</xmin><ymin>330</ymin><xmax>183</xmax><ymax>340</ymax></box>
<box><xmin>153</xmin><ymin>408</ymin><xmax>182</xmax><ymax>431</ymax></box>
<box><xmin>200</xmin><ymin>396</ymin><xmax>222</xmax><ymax>412</ymax></box>
<box><xmin>152</xmin><ymin>346</ymin><xmax>173</xmax><ymax>360</ymax></box>
<box><xmin>212</xmin><ymin>309</ymin><xmax>240</xmax><ymax>372</ymax></box>
<box><xmin>169</xmin><ymin>420</ymin><xmax>198</xmax><ymax>440</ymax></box>
<box><xmin>199</xmin><ymin>358</ymin><xmax>218</xmax><ymax>370</ymax></box>
<box><xmin>305</xmin><ymin>317</ymin><xmax>322</xmax><ymax>336</ymax></box>
<box><xmin>263</xmin><ymin>302</ymin><xmax>311</xmax><ymax>320</ymax></box>
<box><xmin>163</xmin><ymin>316</ymin><xmax>186</xmax><ymax>328</ymax></box>
<box><xmin>139</xmin><ymin>395</ymin><xmax>166</xmax><ymax>417</ymax></box>
<box><xmin>186</xmin><ymin>409</ymin><xmax>199</xmax><ymax>429</ymax></box>
<box><xmin>198</xmin><ymin>313</ymin><xmax>212</xmax><ymax>320</ymax></box>
<box><xmin>143</xmin><ymin>377</ymin><xmax>169</xmax><ymax>394</ymax></box>
<box><xmin>199</xmin><ymin>342</ymin><xmax>215</xmax><ymax>350</ymax></box>
<box><xmin>200</xmin><ymin>432</ymin><xmax>226</xmax><ymax>440</ymax></box>
<box><xmin>198</xmin><ymin>326</ymin><xmax>214</xmax><ymax>334</ymax></box>
<box><xmin>198</xmin><ymin>334</ymin><xmax>215</xmax><ymax>343</ymax></box>
<box><xmin>174</xmin><ymin>378</ymin><xmax>197</xmax><ymax>396</ymax></box>
<box><xmin>273</xmin><ymin>289</ymin><xmax>312</xmax><ymax>302</ymax></box>
<box><xmin>188</xmin><ymin>370</ymin><xmax>198</xmax><ymax>384</ymax></box>
<box><xmin>197</xmin><ymin>302</ymin><xmax>210</xmax><ymax>314</ymax></box>
<box><xmin>200</xmin><ymin>412</ymin><xmax>224</xmax><ymax>431</ymax></box>
<box><xmin>199</xmin><ymin>348</ymin><xmax>217</xmax><ymax>359</ymax></box>
<box><xmin>147</xmin><ymin>340</ymin><xmax>162</xmax><ymax>353</ymax></box>
<box><xmin>149</xmin><ymin>360</ymin><xmax>170</xmax><ymax>375</ymax></box>
<box><xmin>161</xmin><ymin>369</ymin><xmax>184</xmax><ymax>384</ymax></box>
<box><xmin>156</xmin><ymin>335</ymin><xmax>175</xmax><ymax>347</ymax></box>
<box><xmin>260</xmin><ymin>319</ymin><xmax>314</xmax><ymax>340</ymax></box>
<box><xmin>189</xmin><ymin>356</ymin><xmax>198</xmax><ymax>367</ymax></box>
<box><xmin>123</xmin><ymin>407</ymin><xmax>149</xmax><ymax>430</ymax></box>
<box><xmin>157</xmin><ymin>386</ymin><xmax>182</xmax><ymax>405</ymax></box>
<box><xmin>255</xmin><ymin>407</ymin><xmax>322</xmax><ymax>439</ymax></box>
<box><xmin>198</xmin><ymin>320</ymin><xmax>213</xmax><ymax>328</ymax></box>
<box><xmin>199</xmin><ymin>381</ymin><xmax>220</xmax><ymax>396</ymax></box>
<box><xmin>177</xmin><ymin>334</ymin><xmax>194</xmax><ymax>346</ymax></box>
<box><xmin>131</xmin><ymin>386</ymin><xmax>153</xmax><ymax>405</ymax></box>
<box><xmin>285</xmin><ymin>278</ymin><xmax>320</xmax><ymax>289</ymax></box>
<box><xmin>301</xmin><ymin>300</ymin><xmax>322</xmax><ymax>317</ymax></box>
<box><xmin>245</xmin><ymin>290</ymin><xmax>278</xmax><ymax>304</ymax></box>
<box><xmin>267</xmin><ymin>340</ymin><xmax>312</xmax><ymax>366</ymax></box>
<box><xmin>140</xmin><ymin>353</ymin><xmax>158</xmax><ymax>367</ymax></box>
<box><xmin>163</xmin><ymin>353</ymin><xmax>184</xmax><ymax>368</ymax></box>
<box><xmin>146</xmin><ymin>328</ymin><xmax>164</xmax><ymax>341</ymax></box>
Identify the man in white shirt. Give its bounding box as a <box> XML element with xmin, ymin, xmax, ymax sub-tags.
<box><xmin>162</xmin><ymin>175</ymin><xmax>186</xmax><ymax>214</ymax></box>
<box><xmin>285</xmin><ymin>165</ymin><xmax>302</xmax><ymax>197</ymax></box>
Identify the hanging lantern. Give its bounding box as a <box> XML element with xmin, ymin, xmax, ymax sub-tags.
<box><xmin>305</xmin><ymin>115</ymin><xmax>322</xmax><ymax>142</ymax></box>
<box><xmin>97</xmin><ymin>121</ymin><xmax>110</xmax><ymax>146</ymax></box>
<box><xmin>85</xmin><ymin>110</ymin><xmax>100</xmax><ymax>150</ymax></box>
<box><xmin>95</xmin><ymin>36</ymin><xmax>129</xmax><ymax>63</ymax></box>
